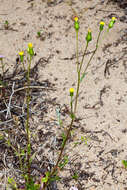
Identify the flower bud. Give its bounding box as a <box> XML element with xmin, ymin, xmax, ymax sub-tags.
<box><xmin>70</xmin><ymin>88</ymin><xmax>74</xmax><ymax>97</ymax></box>
<box><xmin>19</xmin><ymin>51</ymin><xmax>24</xmax><ymax>62</ymax></box>
<box><xmin>86</xmin><ymin>29</ymin><xmax>92</xmax><ymax>43</ymax></box>
<box><xmin>74</xmin><ymin>17</ymin><xmax>79</xmax><ymax>31</ymax></box>
<box><xmin>99</xmin><ymin>21</ymin><xmax>105</xmax><ymax>31</ymax></box>
<box><xmin>108</xmin><ymin>17</ymin><xmax>116</xmax><ymax>29</ymax></box>
<box><xmin>28</xmin><ymin>43</ymin><xmax>34</xmax><ymax>56</ymax></box>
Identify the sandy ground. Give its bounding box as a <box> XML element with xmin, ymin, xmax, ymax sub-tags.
<box><xmin>0</xmin><ymin>0</ymin><xmax>127</xmax><ymax>189</ymax></box>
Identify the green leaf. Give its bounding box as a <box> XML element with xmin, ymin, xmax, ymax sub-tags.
<box><xmin>30</xmin><ymin>152</ymin><xmax>36</xmax><ymax>164</ymax></box>
<box><xmin>50</xmin><ymin>175</ymin><xmax>61</xmax><ymax>182</ymax></box>
<box><xmin>7</xmin><ymin>139</ymin><xmax>11</xmax><ymax>147</ymax></box>
<box><xmin>70</xmin><ymin>113</ymin><xmax>75</xmax><ymax>120</ymax></box>
<box><xmin>0</xmin><ymin>80</ymin><xmax>7</xmax><ymax>87</ymax></box>
<box><xmin>21</xmin><ymin>149</ymin><xmax>25</xmax><ymax>156</ymax></box>
<box><xmin>73</xmin><ymin>142</ymin><xmax>79</xmax><ymax>147</ymax></box>
<box><xmin>61</xmin><ymin>132</ymin><xmax>66</xmax><ymax>148</ymax></box>
<box><xmin>72</xmin><ymin>172</ymin><xmax>79</xmax><ymax>180</ymax></box>
<box><xmin>27</xmin><ymin>143</ymin><xmax>31</xmax><ymax>155</ymax></box>
<box><xmin>59</xmin><ymin>156</ymin><xmax>69</xmax><ymax>169</ymax></box>
<box><xmin>80</xmin><ymin>72</ymin><xmax>87</xmax><ymax>82</ymax></box>
<box><xmin>122</xmin><ymin>160</ymin><xmax>127</xmax><ymax>169</ymax></box>
<box><xmin>8</xmin><ymin>177</ymin><xmax>17</xmax><ymax>189</ymax></box>
<box><xmin>41</xmin><ymin>171</ymin><xmax>50</xmax><ymax>183</ymax></box>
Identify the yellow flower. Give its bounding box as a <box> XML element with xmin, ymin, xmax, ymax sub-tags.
<box><xmin>19</xmin><ymin>51</ymin><xmax>24</xmax><ymax>62</ymax></box>
<box><xmin>74</xmin><ymin>16</ymin><xmax>79</xmax><ymax>31</ymax></box>
<box><xmin>112</xmin><ymin>17</ymin><xmax>116</xmax><ymax>21</ymax></box>
<box><xmin>108</xmin><ymin>17</ymin><xmax>116</xmax><ymax>29</ymax></box>
<box><xmin>28</xmin><ymin>43</ymin><xmax>34</xmax><ymax>56</ymax></box>
<box><xmin>70</xmin><ymin>88</ymin><xmax>74</xmax><ymax>93</ymax></box>
<box><xmin>19</xmin><ymin>51</ymin><xmax>24</xmax><ymax>56</ymax></box>
<box><xmin>100</xmin><ymin>21</ymin><xmax>105</xmax><ymax>26</ymax></box>
<box><xmin>70</xmin><ymin>88</ymin><xmax>74</xmax><ymax>96</ymax></box>
<box><xmin>74</xmin><ymin>16</ymin><xmax>78</xmax><ymax>22</ymax></box>
<box><xmin>28</xmin><ymin>43</ymin><xmax>33</xmax><ymax>48</ymax></box>
<box><xmin>100</xmin><ymin>21</ymin><xmax>105</xmax><ymax>31</ymax></box>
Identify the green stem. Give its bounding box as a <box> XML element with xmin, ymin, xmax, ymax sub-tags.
<box><xmin>42</xmin><ymin>118</ymin><xmax>74</xmax><ymax>190</ymax></box>
<box><xmin>81</xmin><ymin>30</ymin><xmax>102</xmax><ymax>78</ymax></box>
<box><xmin>74</xmin><ymin>41</ymin><xmax>89</xmax><ymax>114</ymax></box>
<box><xmin>70</xmin><ymin>95</ymin><xmax>73</xmax><ymax>117</ymax></box>
<box><xmin>26</xmin><ymin>55</ymin><xmax>32</xmax><ymax>184</ymax></box>
<box><xmin>76</xmin><ymin>30</ymin><xmax>79</xmax><ymax>72</ymax></box>
<box><xmin>1</xmin><ymin>59</ymin><xmax>4</xmax><ymax>79</ymax></box>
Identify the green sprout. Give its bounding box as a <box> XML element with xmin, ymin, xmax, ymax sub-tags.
<box><xmin>4</xmin><ymin>20</ymin><xmax>9</xmax><ymax>29</ymax></box>
<box><xmin>72</xmin><ymin>172</ymin><xmax>79</xmax><ymax>180</ymax></box>
<box><xmin>37</xmin><ymin>30</ymin><xmax>41</xmax><ymax>37</ymax></box>
<box><xmin>122</xmin><ymin>160</ymin><xmax>127</xmax><ymax>169</ymax></box>
<box><xmin>74</xmin><ymin>136</ymin><xmax>89</xmax><ymax>147</ymax></box>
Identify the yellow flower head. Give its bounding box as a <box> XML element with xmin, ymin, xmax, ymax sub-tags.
<box><xmin>100</xmin><ymin>21</ymin><xmax>105</xmax><ymax>26</ymax></box>
<box><xmin>28</xmin><ymin>43</ymin><xmax>33</xmax><ymax>48</ymax></box>
<box><xmin>112</xmin><ymin>17</ymin><xmax>116</xmax><ymax>21</ymax></box>
<box><xmin>70</xmin><ymin>88</ymin><xmax>74</xmax><ymax>93</ymax></box>
<box><xmin>19</xmin><ymin>51</ymin><xmax>24</xmax><ymax>56</ymax></box>
<box><xmin>100</xmin><ymin>21</ymin><xmax>105</xmax><ymax>31</ymax></box>
<box><xmin>70</xmin><ymin>88</ymin><xmax>74</xmax><ymax>97</ymax></box>
<box><xmin>74</xmin><ymin>16</ymin><xmax>78</xmax><ymax>22</ymax></box>
<box><xmin>28</xmin><ymin>43</ymin><xmax>34</xmax><ymax>56</ymax></box>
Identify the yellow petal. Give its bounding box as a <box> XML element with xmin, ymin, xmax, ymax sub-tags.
<box><xmin>19</xmin><ymin>51</ymin><xmax>24</xmax><ymax>56</ymax></box>
<box><xmin>28</xmin><ymin>43</ymin><xmax>33</xmax><ymax>48</ymax></box>
<box><xmin>112</xmin><ymin>17</ymin><xmax>116</xmax><ymax>21</ymax></box>
<box><xmin>100</xmin><ymin>21</ymin><xmax>105</xmax><ymax>26</ymax></box>
<box><xmin>70</xmin><ymin>88</ymin><xmax>74</xmax><ymax>93</ymax></box>
<box><xmin>74</xmin><ymin>16</ymin><xmax>78</xmax><ymax>22</ymax></box>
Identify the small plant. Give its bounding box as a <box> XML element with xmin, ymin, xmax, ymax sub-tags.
<box><xmin>3</xmin><ymin>16</ymin><xmax>116</xmax><ymax>190</ymax></box>
<box><xmin>41</xmin><ymin>16</ymin><xmax>116</xmax><ymax>190</ymax></box>
<box><xmin>37</xmin><ymin>31</ymin><xmax>42</xmax><ymax>38</ymax></box>
<box><xmin>122</xmin><ymin>160</ymin><xmax>127</xmax><ymax>169</ymax></box>
<box><xmin>58</xmin><ymin>155</ymin><xmax>69</xmax><ymax>170</ymax></box>
<box><xmin>72</xmin><ymin>172</ymin><xmax>79</xmax><ymax>181</ymax></box>
<box><xmin>4</xmin><ymin>20</ymin><xmax>9</xmax><ymax>30</ymax></box>
<box><xmin>6</xmin><ymin>43</ymin><xmax>36</xmax><ymax>189</ymax></box>
<box><xmin>8</xmin><ymin>177</ymin><xmax>18</xmax><ymax>190</ymax></box>
<box><xmin>74</xmin><ymin>135</ymin><xmax>89</xmax><ymax>147</ymax></box>
<box><xmin>36</xmin><ymin>30</ymin><xmax>46</xmax><ymax>41</ymax></box>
